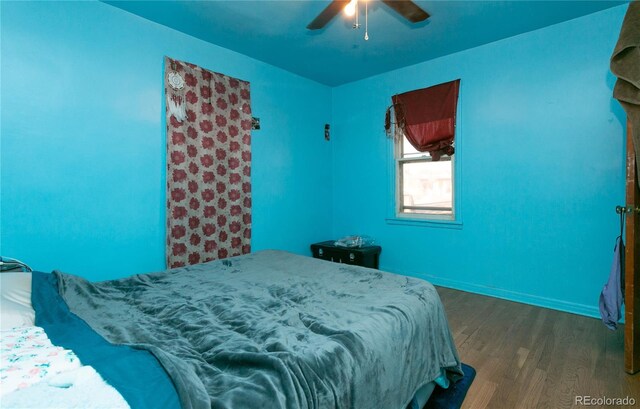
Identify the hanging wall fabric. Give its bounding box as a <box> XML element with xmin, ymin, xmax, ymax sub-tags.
<box><xmin>165</xmin><ymin>57</ymin><xmax>252</xmax><ymax>268</ymax></box>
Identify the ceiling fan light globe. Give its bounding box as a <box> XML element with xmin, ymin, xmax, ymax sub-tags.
<box><xmin>344</xmin><ymin>0</ymin><xmax>357</xmax><ymax>17</ymax></box>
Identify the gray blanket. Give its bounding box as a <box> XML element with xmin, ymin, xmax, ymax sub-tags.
<box><xmin>56</xmin><ymin>250</ymin><xmax>462</xmax><ymax>409</ymax></box>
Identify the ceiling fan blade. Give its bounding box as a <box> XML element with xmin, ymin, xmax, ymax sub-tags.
<box><xmin>307</xmin><ymin>0</ymin><xmax>350</xmax><ymax>30</ymax></box>
<box><xmin>381</xmin><ymin>0</ymin><xmax>430</xmax><ymax>23</ymax></box>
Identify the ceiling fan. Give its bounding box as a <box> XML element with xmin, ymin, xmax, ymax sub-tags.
<box><xmin>306</xmin><ymin>0</ymin><xmax>430</xmax><ymax>30</ymax></box>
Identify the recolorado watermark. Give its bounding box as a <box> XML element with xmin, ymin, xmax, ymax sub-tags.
<box><xmin>575</xmin><ymin>395</ymin><xmax>636</xmax><ymax>406</ymax></box>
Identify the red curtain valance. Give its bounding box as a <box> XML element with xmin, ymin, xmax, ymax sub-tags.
<box><xmin>386</xmin><ymin>79</ymin><xmax>460</xmax><ymax>160</ymax></box>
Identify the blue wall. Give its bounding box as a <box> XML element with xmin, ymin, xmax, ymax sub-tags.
<box><xmin>0</xmin><ymin>1</ymin><xmax>332</xmax><ymax>280</ymax></box>
<box><xmin>331</xmin><ymin>5</ymin><xmax>628</xmax><ymax>318</ymax></box>
<box><xmin>1</xmin><ymin>1</ymin><xmax>629</xmax><ymax>318</ymax></box>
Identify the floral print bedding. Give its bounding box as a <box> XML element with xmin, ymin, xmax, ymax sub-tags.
<box><xmin>0</xmin><ymin>326</ymin><xmax>80</xmax><ymax>395</ymax></box>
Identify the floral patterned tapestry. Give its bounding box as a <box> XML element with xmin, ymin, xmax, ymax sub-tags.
<box><xmin>165</xmin><ymin>57</ymin><xmax>252</xmax><ymax>268</ymax></box>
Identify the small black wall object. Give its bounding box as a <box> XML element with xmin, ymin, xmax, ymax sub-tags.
<box><xmin>325</xmin><ymin>124</ymin><xmax>330</xmax><ymax>141</ymax></box>
<box><xmin>252</xmin><ymin>117</ymin><xmax>261</xmax><ymax>130</ymax></box>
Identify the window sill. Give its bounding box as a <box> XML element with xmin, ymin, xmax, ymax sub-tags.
<box><xmin>385</xmin><ymin>217</ymin><xmax>463</xmax><ymax>229</ymax></box>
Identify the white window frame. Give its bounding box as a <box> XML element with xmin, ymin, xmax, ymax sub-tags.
<box><xmin>394</xmin><ymin>135</ymin><xmax>456</xmax><ymax>221</ymax></box>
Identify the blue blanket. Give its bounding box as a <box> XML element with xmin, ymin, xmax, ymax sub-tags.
<box><xmin>43</xmin><ymin>250</ymin><xmax>462</xmax><ymax>409</ymax></box>
<box><xmin>32</xmin><ymin>271</ymin><xmax>180</xmax><ymax>409</ymax></box>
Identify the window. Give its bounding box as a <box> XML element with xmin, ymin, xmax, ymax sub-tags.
<box><xmin>385</xmin><ymin>79</ymin><xmax>460</xmax><ymax>223</ymax></box>
<box><xmin>396</xmin><ymin>135</ymin><xmax>454</xmax><ymax>219</ymax></box>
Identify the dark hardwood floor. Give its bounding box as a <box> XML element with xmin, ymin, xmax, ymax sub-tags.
<box><xmin>436</xmin><ymin>287</ymin><xmax>640</xmax><ymax>409</ymax></box>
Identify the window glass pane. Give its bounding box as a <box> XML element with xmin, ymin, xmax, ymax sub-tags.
<box><xmin>401</xmin><ymin>160</ymin><xmax>452</xmax><ymax>214</ymax></box>
<box><xmin>401</xmin><ymin>136</ymin><xmax>450</xmax><ymax>160</ymax></box>
<box><xmin>402</xmin><ymin>137</ymin><xmax>421</xmax><ymax>157</ymax></box>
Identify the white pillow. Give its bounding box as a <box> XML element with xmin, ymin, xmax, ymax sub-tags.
<box><xmin>1</xmin><ymin>273</ymin><xmax>35</xmax><ymax>330</ymax></box>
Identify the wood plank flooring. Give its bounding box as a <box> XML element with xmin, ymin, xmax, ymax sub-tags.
<box><xmin>435</xmin><ymin>287</ymin><xmax>640</xmax><ymax>409</ymax></box>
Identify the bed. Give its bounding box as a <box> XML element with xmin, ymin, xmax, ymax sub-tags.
<box><xmin>1</xmin><ymin>250</ymin><xmax>463</xmax><ymax>408</ymax></box>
